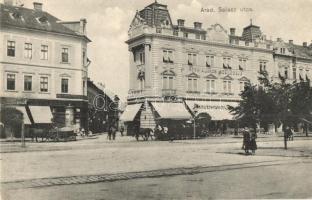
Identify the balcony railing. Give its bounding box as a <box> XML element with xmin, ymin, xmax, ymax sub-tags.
<box><xmin>162</xmin><ymin>89</ymin><xmax>177</xmax><ymax>96</ymax></box>
<box><xmin>186</xmin><ymin>91</ymin><xmax>200</xmax><ymax>94</ymax></box>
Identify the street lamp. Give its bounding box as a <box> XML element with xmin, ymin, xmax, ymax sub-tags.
<box><xmin>193</xmin><ymin>109</ymin><xmax>198</xmax><ymax>140</ymax></box>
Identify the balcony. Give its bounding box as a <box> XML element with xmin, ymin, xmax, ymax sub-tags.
<box><xmin>162</xmin><ymin>89</ymin><xmax>177</xmax><ymax>96</ymax></box>
<box><xmin>221</xmin><ymin>92</ymin><xmax>234</xmax><ymax>96</ymax></box>
<box><xmin>186</xmin><ymin>91</ymin><xmax>200</xmax><ymax>94</ymax></box>
<box><xmin>128</xmin><ymin>90</ymin><xmax>145</xmax><ymax>97</ymax></box>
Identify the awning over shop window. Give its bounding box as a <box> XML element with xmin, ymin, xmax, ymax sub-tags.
<box><xmin>151</xmin><ymin>102</ymin><xmax>192</xmax><ymax>120</ymax></box>
<box><xmin>15</xmin><ymin>106</ymin><xmax>31</xmax><ymax>125</ymax></box>
<box><xmin>185</xmin><ymin>101</ymin><xmax>238</xmax><ymax>121</ymax></box>
<box><xmin>29</xmin><ymin>106</ymin><xmax>53</xmax><ymax>124</ymax></box>
<box><xmin>120</xmin><ymin>103</ymin><xmax>142</xmax><ymax>122</ymax></box>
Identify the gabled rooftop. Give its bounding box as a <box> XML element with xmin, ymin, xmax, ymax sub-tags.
<box><xmin>0</xmin><ymin>3</ymin><xmax>91</xmax><ymax>41</ymax></box>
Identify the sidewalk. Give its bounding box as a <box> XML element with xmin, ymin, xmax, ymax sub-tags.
<box><xmin>1</xmin><ymin>133</ymin><xmax>311</xmax><ymax>153</ymax></box>
<box><xmin>1</xmin><ymin>136</ymin><xmax>311</xmax><ymax>184</ymax></box>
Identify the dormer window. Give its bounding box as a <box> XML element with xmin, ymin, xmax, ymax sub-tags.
<box><xmin>9</xmin><ymin>12</ymin><xmax>24</xmax><ymax>21</ymax></box>
<box><xmin>280</xmin><ymin>47</ymin><xmax>286</xmax><ymax>54</ymax></box>
<box><xmin>37</xmin><ymin>16</ymin><xmax>49</xmax><ymax>25</ymax></box>
<box><xmin>12</xmin><ymin>12</ymin><xmax>21</xmax><ymax>19</ymax></box>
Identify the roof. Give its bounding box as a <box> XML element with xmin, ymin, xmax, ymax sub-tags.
<box><xmin>273</xmin><ymin>41</ymin><xmax>312</xmax><ymax>60</ymax></box>
<box><xmin>138</xmin><ymin>1</ymin><xmax>172</xmax><ymax>27</ymax></box>
<box><xmin>286</xmin><ymin>44</ymin><xmax>312</xmax><ymax>60</ymax></box>
<box><xmin>241</xmin><ymin>24</ymin><xmax>262</xmax><ymax>42</ymax></box>
<box><xmin>0</xmin><ymin>3</ymin><xmax>90</xmax><ymax>41</ymax></box>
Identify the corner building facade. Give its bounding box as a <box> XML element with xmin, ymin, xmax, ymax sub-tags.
<box><xmin>0</xmin><ymin>2</ymin><xmax>91</xmax><ymax>132</ymax></box>
<box><xmin>122</xmin><ymin>2</ymin><xmax>312</xmax><ymax>134</ymax></box>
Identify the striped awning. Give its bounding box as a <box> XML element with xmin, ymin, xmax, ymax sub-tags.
<box><xmin>120</xmin><ymin>103</ymin><xmax>142</xmax><ymax>122</ymax></box>
<box><xmin>29</xmin><ymin>106</ymin><xmax>53</xmax><ymax>124</ymax></box>
<box><xmin>15</xmin><ymin>106</ymin><xmax>31</xmax><ymax>125</ymax></box>
<box><xmin>151</xmin><ymin>102</ymin><xmax>192</xmax><ymax>120</ymax></box>
<box><xmin>185</xmin><ymin>101</ymin><xmax>238</xmax><ymax>121</ymax></box>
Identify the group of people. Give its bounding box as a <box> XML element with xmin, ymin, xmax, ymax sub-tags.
<box><xmin>154</xmin><ymin>124</ymin><xmax>171</xmax><ymax>141</ymax></box>
<box><xmin>242</xmin><ymin>127</ymin><xmax>257</xmax><ymax>155</ymax></box>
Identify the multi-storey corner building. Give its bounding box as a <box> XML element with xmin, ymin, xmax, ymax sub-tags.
<box><xmin>0</xmin><ymin>1</ymin><xmax>91</xmax><ymax>130</ymax></box>
<box><xmin>122</xmin><ymin>1</ymin><xmax>312</xmax><ymax>133</ymax></box>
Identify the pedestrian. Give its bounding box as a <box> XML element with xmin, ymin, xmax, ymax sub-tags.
<box><xmin>250</xmin><ymin>131</ymin><xmax>257</xmax><ymax>155</ymax></box>
<box><xmin>120</xmin><ymin>126</ymin><xmax>125</xmax><ymax>136</ymax></box>
<box><xmin>163</xmin><ymin>125</ymin><xmax>168</xmax><ymax>141</ymax></box>
<box><xmin>112</xmin><ymin>125</ymin><xmax>116</xmax><ymax>140</ymax></box>
<box><xmin>108</xmin><ymin>126</ymin><xmax>112</xmax><ymax>140</ymax></box>
<box><xmin>242</xmin><ymin>127</ymin><xmax>250</xmax><ymax>154</ymax></box>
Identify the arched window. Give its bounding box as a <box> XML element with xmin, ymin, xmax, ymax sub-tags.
<box><xmin>162</xmin><ymin>70</ymin><xmax>175</xmax><ymax>90</ymax></box>
<box><xmin>187</xmin><ymin>73</ymin><xmax>200</xmax><ymax>93</ymax></box>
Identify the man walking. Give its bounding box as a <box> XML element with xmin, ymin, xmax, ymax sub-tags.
<box><xmin>242</xmin><ymin>127</ymin><xmax>250</xmax><ymax>154</ymax></box>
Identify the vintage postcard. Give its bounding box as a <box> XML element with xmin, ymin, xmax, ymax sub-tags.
<box><xmin>1</xmin><ymin>0</ymin><xmax>312</xmax><ymax>199</ymax></box>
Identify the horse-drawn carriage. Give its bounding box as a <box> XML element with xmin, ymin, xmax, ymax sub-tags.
<box><xmin>30</xmin><ymin>126</ymin><xmax>77</xmax><ymax>142</ymax></box>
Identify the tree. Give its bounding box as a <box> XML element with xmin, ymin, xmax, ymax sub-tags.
<box><xmin>289</xmin><ymin>81</ymin><xmax>312</xmax><ymax>136</ymax></box>
<box><xmin>229</xmin><ymin>70</ymin><xmax>297</xmax><ymax>149</ymax></box>
<box><xmin>0</xmin><ymin>107</ymin><xmax>23</xmax><ymax>138</ymax></box>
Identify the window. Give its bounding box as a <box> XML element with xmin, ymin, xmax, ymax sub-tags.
<box><xmin>135</xmin><ymin>51</ymin><xmax>145</xmax><ymax>65</ymax></box>
<box><xmin>183</xmin><ymin>32</ymin><xmax>188</xmax><ymax>38</ymax></box>
<box><xmin>201</xmin><ymin>35</ymin><xmax>206</xmax><ymax>40</ymax></box>
<box><xmin>306</xmin><ymin>69</ymin><xmax>310</xmax><ymax>80</ymax></box>
<box><xmin>41</xmin><ymin>45</ymin><xmax>48</xmax><ymax>60</ymax></box>
<box><xmin>284</xmin><ymin>67</ymin><xmax>289</xmax><ymax>79</ymax></box>
<box><xmin>24</xmin><ymin>75</ymin><xmax>32</xmax><ymax>91</ymax></box>
<box><xmin>188</xmin><ymin>53</ymin><xmax>197</xmax><ymax>65</ymax></box>
<box><xmin>280</xmin><ymin>48</ymin><xmax>286</xmax><ymax>54</ymax></box>
<box><xmin>240</xmin><ymin>81</ymin><xmax>247</xmax><ymax>91</ymax></box>
<box><xmin>163</xmin><ymin>50</ymin><xmax>173</xmax><ymax>63</ymax></box>
<box><xmin>195</xmin><ymin>34</ymin><xmax>200</xmax><ymax>40</ymax></box>
<box><xmin>7</xmin><ymin>41</ymin><xmax>15</xmax><ymax>57</ymax></box>
<box><xmin>187</xmin><ymin>78</ymin><xmax>198</xmax><ymax>92</ymax></box>
<box><xmin>40</xmin><ymin>77</ymin><xmax>48</xmax><ymax>92</ymax></box>
<box><xmin>61</xmin><ymin>48</ymin><xmax>69</xmax><ymax>63</ymax></box>
<box><xmin>223</xmin><ymin>57</ymin><xmax>231</xmax><ymax>69</ymax></box>
<box><xmin>239</xmin><ymin>58</ymin><xmax>247</xmax><ymax>70</ymax></box>
<box><xmin>206</xmin><ymin>79</ymin><xmax>215</xmax><ymax>93</ymax></box>
<box><xmin>173</xmin><ymin>30</ymin><xmax>178</xmax><ymax>36</ymax></box>
<box><xmin>61</xmin><ymin>78</ymin><xmax>69</xmax><ymax>93</ymax></box>
<box><xmin>7</xmin><ymin>74</ymin><xmax>16</xmax><ymax>90</ymax></box>
<box><xmin>24</xmin><ymin>43</ymin><xmax>32</xmax><ymax>59</ymax></box>
<box><xmin>139</xmin><ymin>52</ymin><xmax>145</xmax><ymax>65</ymax></box>
<box><xmin>162</xmin><ymin>76</ymin><xmax>174</xmax><ymax>89</ymax></box>
<box><xmin>299</xmin><ymin>68</ymin><xmax>304</xmax><ymax>80</ymax></box>
<box><xmin>292</xmin><ymin>67</ymin><xmax>297</xmax><ymax>79</ymax></box>
<box><xmin>223</xmin><ymin>80</ymin><xmax>232</xmax><ymax>93</ymax></box>
<box><xmin>206</xmin><ymin>56</ymin><xmax>214</xmax><ymax>67</ymax></box>
<box><xmin>139</xmin><ymin>79</ymin><xmax>145</xmax><ymax>90</ymax></box>
<box><xmin>260</xmin><ymin>61</ymin><xmax>267</xmax><ymax>72</ymax></box>
<box><xmin>82</xmin><ymin>50</ymin><xmax>86</xmax><ymax>65</ymax></box>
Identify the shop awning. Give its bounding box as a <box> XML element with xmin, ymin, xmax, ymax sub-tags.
<box><xmin>29</xmin><ymin>106</ymin><xmax>53</xmax><ymax>124</ymax></box>
<box><xmin>120</xmin><ymin>103</ymin><xmax>142</xmax><ymax>122</ymax></box>
<box><xmin>151</xmin><ymin>102</ymin><xmax>192</xmax><ymax>120</ymax></box>
<box><xmin>15</xmin><ymin>106</ymin><xmax>31</xmax><ymax>125</ymax></box>
<box><xmin>185</xmin><ymin>101</ymin><xmax>238</xmax><ymax>121</ymax></box>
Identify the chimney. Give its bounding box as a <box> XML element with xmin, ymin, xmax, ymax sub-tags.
<box><xmin>303</xmin><ymin>42</ymin><xmax>307</xmax><ymax>47</ymax></box>
<box><xmin>177</xmin><ymin>19</ymin><xmax>185</xmax><ymax>27</ymax></box>
<box><xmin>80</xmin><ymin>18</ymin><xmax>87</xmax><ymax>35</ymax></box>
<box><xmin>4</xmin><ymin>0</ymin><xmax>13</xmax><ymax>6</ymax></box>
<box><xmin>289</xmin><ymin>40</ymin><xmax>293</xmax><ymax>44</ymax></box>
<box><xmin>33</xmin><ymin>2</ymin><xmax>43</xmax><ymax>11</ymax></box>
<box><xmin>230</xmin><ymin>28</ymin><xmax>235</xmax><ymax>36</ymax></box>
<box><xmin>194</xmin><ymin>22</ymin><xmax>202</xmax><ymax>29</ymax></box>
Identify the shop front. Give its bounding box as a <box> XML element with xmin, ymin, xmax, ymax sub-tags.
<box><xmin>185</xmin><ymin>100</ymin><xmax>239</xmax><ymax>135</ymax></box>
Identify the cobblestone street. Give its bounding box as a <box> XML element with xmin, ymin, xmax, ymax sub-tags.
<box><xmin>1</xmin><ymin>134</ymin><xmax>312</xmax><ymax>199</ymax></box>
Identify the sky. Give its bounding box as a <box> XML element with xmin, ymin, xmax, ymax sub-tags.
<box><xmin>5</xmin><ymin>0</ymin><xmax>312</xmax><ymax>102</ymax></box>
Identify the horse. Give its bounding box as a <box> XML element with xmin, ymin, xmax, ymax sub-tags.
<box><xmin>135</xmin><ymin>128</ymin><xmax>154</xmax><ymax>141</ymax></box>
